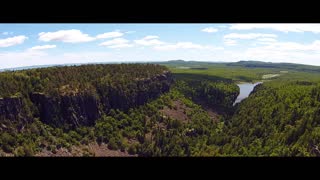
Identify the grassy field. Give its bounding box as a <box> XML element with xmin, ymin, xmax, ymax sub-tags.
<box><xmin>160</xmin><ymin>61</ymin><xmax>320</xmax><ymax>83</ymax></box>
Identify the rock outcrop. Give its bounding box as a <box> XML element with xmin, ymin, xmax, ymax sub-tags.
<box><xmin>29</xmin><ymin>71</ymin><xmax>173</xmax><ymax>128</ymax></box>
<box><xmin>0</xmin><ymin>96</ymin><xmax>24</xmax><ymax>122</ymax></box>
<box><xmin>30</xmin><ymin>92</ymin><xmax>100</xmax><ymax>128</ymax></box>
<box><xmin>108</xmin><ymin>71</ymin><xmax>173</xmax><ymax>110</ymax></box>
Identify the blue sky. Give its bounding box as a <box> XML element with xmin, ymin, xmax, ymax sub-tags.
<box><xmin>1</xmin><ymin>23</ymin><xmax>320</xmax><ymax>68</ymax></box>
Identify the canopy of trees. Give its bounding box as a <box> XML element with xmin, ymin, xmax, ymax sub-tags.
<box><xmin>1</xmin><ymin>62</ymin><xmax>320</xmax><ymax>156</ymax></box>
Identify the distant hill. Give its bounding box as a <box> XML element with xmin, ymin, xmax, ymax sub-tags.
<box><xmin>2</xmin><ymin>60</ymin><xmax>320</xmax><ymax>73</ymax></box>
<box><xmin>160</xmin><ymin>60</ymin><xmax>320</xmax><ymax>73</ymax></box>
<box><xmin>227</xmin><ymin>60</ymin><xmax>320</xmax><ymax>73</ymax></box>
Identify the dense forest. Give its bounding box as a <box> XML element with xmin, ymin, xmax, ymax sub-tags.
<box><xmin>1</xmin><ymin>61</ymin><xmax>320</xmax><ymax>156</ymax></box>
<box><xmin>218</xmin><ymin>80</ymin><xmax>320</xmax><ymax>156</ymax></box>
<box><xmin>0</xmin><ymin>64</ymin><xmax>172</xmax><ymax>128</ymax></box>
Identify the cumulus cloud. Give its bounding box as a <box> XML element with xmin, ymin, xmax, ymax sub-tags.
<box><xmin>257</xmin><ymin>38</ymin><xmax>277</xmax><ymax>42</ymax></box>
<box><xmin>96</xmin><ymin>31</ymin><xmax>124</xmax><ymax>39</ymax></box>
<box><xmin>154</xmin><ymin>42</ymin><xmax>223</xmax><ymax>51</ymax></box>
<box><xmin>223</xmin><ymin>39</ymin><xmax>237</xmax><ymax>46</ymax></box>
<box><xmin>29</xmin><ymin>44</ymin><xmax>56</xmax><ymax>50</ymax></box>
<box><xmin>230</xmin><ymin>24</ymin><xmax>320</xmax><ymax>33</ymax></box>
<box><xmin>235</xmin><ymin>40</ymin><xmax>320</xmax><ymax>65</ymax></box>
<box><xmin>224</xmin><ymin>33</ymin><xmax>277</xmax><ymax>40</ymax></box>
<box><xmin>252</xmin><ymin>40</ymin><xmax>320</xmax><ymax>52</ymax></box>
<box><xmin>0</xmin><ymin>50</ymin><xmax>49</xmax><ymax>69</ymax></box>
<box><xmin>99</xmin><ymin>38</ymin><xmax>133</xmax><ymax>48</ymax></box>
<box><xmin>0</xmin><ymin>35</ymin><xmax>28</xmax><ymax>47</ymax></box>
<box><xmin>134</xmin><ymin>36</ymin><xmax>166</xmax><ymax>46</ymax></box>
<box><xmin>38</xmin><ymin>29</ymin><xmax>95</xmax><ymax>43</ymax></box>
<box><xmin>134</xmin><ymin>36</ymin><xmax>223</xmax><ymax>51</ymax></box>
<box><xmin>201</xmin><ymin>27</ymin><xmax>218</xmax><ymax>33</ymax></box>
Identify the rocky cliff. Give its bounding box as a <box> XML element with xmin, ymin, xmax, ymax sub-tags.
<box><xmin>107</xmin><ymin>71</ymin><xmax>173</xmax><ymax>110</ymax></box>
<box><xmin>0</xmin><ymin>71</ymin><xmax>173</xmax><ymax>128</ymax></box>
<box><xmin>0</xmin><ymin>96</ymin><xmax>24</xmax><ymax>122</ymax></box>
<box><xmin>30</xmin><ymin>92</ymin><xmax>100</xmax><ymax>128</ymax></box>
<box><xmin>28</xmin><ymin>71</ymin><xmax>173</xmax><ymax>128</ymax></box>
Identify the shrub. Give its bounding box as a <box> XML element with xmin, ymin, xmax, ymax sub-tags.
<box><xmin>0</xmin><ymin>133</ymin><xmax>16</xmax><ymax>153</ymax></box>
<box><xmin>128</xmin><ymin>145</ymin><xmax>136</xmax><ymax>155</ymax></box>
<box><xmin>14</xmin><ymin>147</ymin><xmax>25</xmax><ymax>157</ymax></box>
<box><xmin>107</xmin><ymin>138</ymin><xmax>118</xmax><ymax>150</ymax></box>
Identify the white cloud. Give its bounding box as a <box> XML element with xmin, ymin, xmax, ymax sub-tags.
<box><xmin>0</xmin><ymin>50</ymin><xmax>49</xmax><ymax>69</ymax></box>
<box><xmin>224</xmin><ymin>39</ymin><xmax>237</xmax><ymax>46</ymax></box>
<box><xmin>99</xmin><ymin>38</ymin><xmax>128</xmax><ymax>46</ymax></box>
<box><xmin>255</xmin><ymin>38</ymin><xmax>278</xmax><ymax>45</ymax></box>
<box><xmin>38</xmin><ymin>29</ymin><xmax>95</xmax><ymax>43</ymax></box>
<box><xmin>0</xmin><ymin>35</ymin><xmax>28</xmax><ymax>47</ymax></box>
<box><xmin>218</xmin><ymin>25</ymin><xmax>228</xmax><ymax>28</ymax></box>
<box><xmin>108</xmin><ymin>44</ymin><xmax>133</xmax><ymax>48</ymax></box>
<box><xmin>99</xmin><ymin>38</ymin><xmax>133</xmax><ymax>48</ymax></box>
<box><xmin>62</xmin><ymin>52</ymin><xmax>114</xmax><ymax>62</ymax></box>
<box><xmin>4</xmin><ymin>39</ymin><xmax>320</xmax><ymax>69</ymax></box>
<box><xmin>155</xmin><ymin>42</ymin><xmax>202</xmax><ymax>50</ymax></box>
<box><xmin>253</xmin><ymin>40</ymin><xmax>320</xmax><ymax>52</ymax></box>
<box><xmin>134</xmin><ymin>36</ymin><xmax>166</xmax><ymax>46</ymax></box>
<box><xmin>144</xmin><ymin>36</ymin><xmax>159</xmax><ymax>40</ymax></box>
<box><xmin>224</xmin><ymin>33</ymin><xmax>277</xmax><ymax>40</ymax></box>
<box><xmin>0</xmin><ymin>51</ymin><xmax>152</xmax><ymax>69</ymax></box>
<box><xmin>257</xmin><ymin>38</ymin><xmax>277</xmax><ymax>42</ymax></box>
<box><xmin>135</xmin><ymin>35</ymin><xmax>223</xmax><ymax>51</ymax></box>
<box><xmin>29</xmin><ymin>45</ymin><xmax>57</xmax><ymax>51</ymax></box>
<box><xmin>96</xmin><ymin>31</ymin><xmax>124</xmax><ymax>39</ymax></box>
<box><xmin>201</xmin><ymin>27</ymin><xmax>218</xmax><ymax>33</ymax></box>
<box><xmin>230</xmin><ymin>24</ymin><xmax>320</xmax><ymax>33</ymax></box>
<box><xmin>236</xmin><ymin>40</ymin><xmax>320</xmax><ymax>65</ymax></box>
<box><xmin>154</xmin><ymin>42</ymin><xmax>223</xmax><ymax>51</ymax></box>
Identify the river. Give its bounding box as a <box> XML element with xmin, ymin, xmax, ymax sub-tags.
<box><xmin>233</xmin><ymin>82</ymin><xmax>262</xmax><ymax>105</ymax></box>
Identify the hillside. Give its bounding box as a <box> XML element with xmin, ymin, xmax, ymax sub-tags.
<box><xmin>227</xmin><ymin>60</ymin><xmax>320</xmax><ymax>73</ymax></box>
<box><xmin>218</xmin><ymin>80</ymin><xmax>320</xmax><ymax>156</ymax></box>
<box><xmin>1</xmin><ymin>62</ymin><xmax>320</xmax><ymax>156</ymax></box>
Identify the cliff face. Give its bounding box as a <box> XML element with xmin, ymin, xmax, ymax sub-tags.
<box><xmin>108</xmin><ymin>71</ymin><xmax>173</xmax><ymax>110</ymax></box>
<box><xmin>30</xmin><ymin>92</ymin><xmax>100</xmax><ymax>128</ymax></box>
<box><xmin>29</xmin><ymin>71</ymin><xmax>173</xmax><ymax>128</ymax></box>
<box><xmin>0</xmin><ymin>71</ymin><xmax>173</xmax><ymax>128</ymax></box>
<box><xmin>0</xmin><ymin>96</ymin><xmax>24</xmax><ymax>122</ymax></box>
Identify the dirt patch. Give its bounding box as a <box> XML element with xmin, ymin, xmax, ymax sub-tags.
<box><xmin>159</xmin><ymin>100</ymin><xmax>220</xmax><ymax>123</ymax></box>
<box><xmin>35</xmin><ymin>147</ymin><xmax>74</xmax><ymax>157</ymax></box>
<box><xmin>0</xmin><ymin>150</ymin><xmax>14</xmax><ymax>157</ymax></box>
<box><xmin>204</xmin><ymin>107</ymin><xmax>220</xmax><ymax>123</ymax></box>
<box><xmin>145</xmin><ymin>132</ymin><xmax>152</xmax><ymax>142</ymax></box>
<box><xmin>159</xmin><ymin>100</ymin><xmax>190</xmax><ymax>122</ymax></box>
<box><xmin>35</xmin><ymin>142</ymin><xmax>137</xmax><ymax>157</ymax></box>
<box><xmin>87</xmin><ymin>143</ymin><xmax>137</xmax><ymax>157</ymax></box>
<box><xmin>193</xmin><ymin>99</ymin><xmax>222</xmax><ymax>123</ymax></box>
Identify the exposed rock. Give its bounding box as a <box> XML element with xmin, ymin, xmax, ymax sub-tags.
<box><xmin>0</xmin><ymin>96</ymin><xmax>24</xmax><ymax>122</ymax></box>
<box><xmin>29</xmin><ymin>71</ymin><xmax>173</xmax><ymax>128</ymax></box>
<box><xmin>107</xmin><ymin>71</ymin><xmax>173</xmax><ymax>111</ymax></box>
<box><xmin>30</xmin><ymin>92</ymin><xmax>100</xmax><ymax>128</ymax></box>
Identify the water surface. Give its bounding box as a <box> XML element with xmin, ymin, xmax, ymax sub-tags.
<box><xmin>233</xmin><ymin>82</ymin><xmax>262</xmax><ymax>105</ymax></box>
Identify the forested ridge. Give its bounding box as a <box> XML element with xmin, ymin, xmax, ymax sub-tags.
<box><xmin>218</xmin><ymin>80</ymin><xmax>320</xmax><ymax>156</ymax></box>
<box><xmin>1</xmin><ymin>62</ymin><xmax>320</xmax><ymax>156</ymax></box>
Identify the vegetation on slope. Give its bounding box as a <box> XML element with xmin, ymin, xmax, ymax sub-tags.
<box><xmin>217</xmin><ymin>80</ymin><xmax>320</xmax><ymax>156</ymax></box>
<box><xmin>2</xmin><ymin>61</ymin><xmax>320</xmax><ymax>156</ymax></box>
<box><xmin>0</xmin><ymin>64</ymin><xmax>173</xmax><ymax>129</ymax></box>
